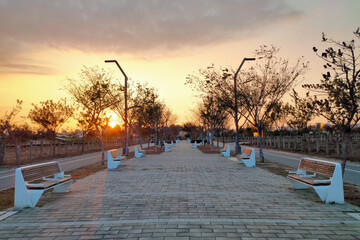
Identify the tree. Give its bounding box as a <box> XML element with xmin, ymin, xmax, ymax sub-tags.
<box><xmin>286</xmin><ymin>90</ymin><xmax>316</xmax><ymax>133</ymax></box>
<box><xmin>238</xmin><ymin>45</ymin><xmax>308</xmax><ymax>162</ymax></box>
<box><xmin>0</xmin><ymin>100</ymin><xmax>23</xmax><ymax>166</ymax></box>
<box><xmin>143</xmin><ymin>98</ymin><xmax>164</xmax><ymax>152</ymax></box>
<box><xmin>199</xmin><ymin>95</ymin><xmax>229</xmax><ymax>151</ymax></box>
<box><xmin>304</xmin><ymin>28</ymin><xmax>360</xmax><ymax>174</ymax></box>
<box><xmin>65</xmin><ymin>66</ymin><xmax>122</xmax><ymax>165</ymax></box>
<box><xmin>186</xmin><ymin>64</ymin><xmax>249</xmax><ymax>153</ymax></box>
<box><xmin>28</xmin><ymin>98</ymin><xmax>74</xmax><ymax>138</ymax></box>
<box><xmin>162</xmin><ymin>107</ymin><xmax>178</xmax><ymax>141</ymax></box>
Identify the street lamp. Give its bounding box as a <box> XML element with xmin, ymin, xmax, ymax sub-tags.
<box><xmin>234</xmin><ymin>57</ymin><xmax>255</xmax><ymax>154</ymax></box>
<box><xmin>105</xmin><ymin>60</ymin><xmax>129</xmax><ymax>155</ymax></box>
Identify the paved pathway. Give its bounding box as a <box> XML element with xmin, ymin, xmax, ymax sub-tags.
<box><xmin>1</xmin><ymin>141</ymin><xmax>360</xmax><ymax>239</ymax></box>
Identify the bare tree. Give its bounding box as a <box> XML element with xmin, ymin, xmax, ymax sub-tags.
<box><xmin>286</xmin><ymin>90</ymin><xmax>317</xmax><ymax>133</ymax></box>
<box><xmin>199</xmin><ymin>96</ymin><xmax>229</xmax><ymax>151</ymax></box>
<box><xmin>304</xmin><ymin>28</ymin><xmax>360</xmax><ymax>174</ymax></box>
<box><xmin>0</xmin><ymin>100</ymin><xmax>23</xmax><ymax>166</ymax></box>
<box><xmin>28</xmin><ymin>98</ymin><xmax>74</xmax><ymax>138</ymax></box>
<box><xmin>239</xmin><ymin>46</ymin><xmax>308</xmax><ymax>162</ymax></box>
<box><xmin>65</xmin><ymin>66</ymin><xmax>122</xmax><ymax>165</ymax></box>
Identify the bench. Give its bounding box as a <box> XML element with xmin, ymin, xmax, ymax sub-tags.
<box><xmin>192</xmin><ymin>141</ymin><xmax>198</xmax><ymax>149</ymax></box>
<box><xmin>163</xmin><ymin>141</ymin><xmax>171</xmax><ymax>152</ymax></box>
<box><xmin>134</xmin><ymin>145</ymin><xmax>146</xmax><ymax>158</ymax></box>
<box><xmin>14</xmin><ymin>161</ymin><xmax>73</xmax><ymax>208</ymax></box>
<box><xmin>171</xmin><ymin>141</ymin><xmax>176</xmax><ymax>147</ymax></box>
<box><xmin>107</xmin><ymin>149</ymin><xmax>126</xmax><ymax>170</ymax></box>
<box><xmin>220</xmin><ymin>144</ymin><xmax>230</xmax><ymax>157</ymax></box>
<box><xmin>236</xmin><ymin>147</ymin><xmax>255</xmax><ymax>167</ymax></box>
<box><xmin>287</xmin><ymin>158</ymin><xmax>344</xmax><ymax>204</ymax></box>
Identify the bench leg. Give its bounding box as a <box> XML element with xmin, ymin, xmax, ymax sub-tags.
<box><xmin>15</xmin><ymin>189</ymin><xmax>44</xmax><ymax>208</ymax></box>
<box><xmin>243</xmin><ymin>159</ymin><xmax>255</xmax><ymax>168</ymax></box>
<box><xmin>312</xmin><ymin>185</ymin><xmax>330</xmax><ymax>203</ymax></box>
<box><xmin>313</xmin><ymin>185</ymin><xmax>344</xmax><ymax>204</ymax></box>
<box><xmin>53</xmin><ymin>180</ymin><xmax>73</xmax><ymax>193</ymax></box>
<box><xmin>108</xmin><ymin>159</ymin><xmax>121</xmax><ymax>170</ymax></box>
<box><xmin>287</xmin><ymin>178</ymin><xmax>309</xmax><ymax>189</ymax></box>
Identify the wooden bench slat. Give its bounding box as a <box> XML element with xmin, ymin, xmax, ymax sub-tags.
<box><xmin>113</xmin><ymin>156</ymin><xmax>127</xmax><ymax>161</ymax></box>
<box><xmin>288</xmin><ymin>174</ymin><xmax>331</xmax><ymax>186</ymax></box>
<box><xmin>26</xmin><ymin>177</ymin><xmax>73</xmax><ymax>189</ymax></box>
<box><xmin>299</xmin><ymin>159</ymin><xmax>335</xmax><ymax>177</ymax></box>
<box><xmin>22</xmin><ymin>163</ymin><xmax>61</xmax><ymax>182</ymax></box>
<box><xmin>243</xmin><ymin>148</ymin><xmax>252</xmax><ymax>156</ymax></box>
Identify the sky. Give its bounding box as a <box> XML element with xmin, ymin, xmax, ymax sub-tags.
<box><xmin>0</xmin><ymin>0</ymin><xmax>359</xmax><ymax>130</ymax></box>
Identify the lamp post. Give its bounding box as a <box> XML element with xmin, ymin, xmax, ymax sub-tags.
<box><xmin>234</xmin><ymin>57</ymin><xmax>255</xmax><ymax>154</ymax></box>
<box><xmin>105</xmin><ymin>60</ymin><xmax>129</xmax><ymax>155</ymax></box>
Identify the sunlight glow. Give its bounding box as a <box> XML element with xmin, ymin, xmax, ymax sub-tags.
<box><xmin>107</xmin><ymin>113</ymin><xmax>121</xmax><ymax>128</ymax></box>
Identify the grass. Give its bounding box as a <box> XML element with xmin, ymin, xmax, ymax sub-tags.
<box><xmin>197</xmin><ymin>144</ymin><xmax>223</xmax><ymax>154</ymax></box>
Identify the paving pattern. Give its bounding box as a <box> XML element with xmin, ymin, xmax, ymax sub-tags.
<box><xmin>1</xmin><ymin>142</ymin><xmax>360</xmax><ymax>239</ymax></box>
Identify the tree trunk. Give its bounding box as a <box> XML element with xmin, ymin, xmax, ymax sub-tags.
<box><xmin>5</xmin><ymin>121</ymin><xmax>21</xmax><ymax>166</ymax></box>
<box><xmin>95</xmin><ymin>124</ymin><xmax>105</xmax><ymax>165</ymax></box>
<box><xmin>341</xmin><ymin>130</ymin><xmax>348</xmax><ymax>177</ymax></box>
<box><xmin>211</xmin><ymin>127</ymin><xmax>214</xmax><ymax>152</ymax></box>
<box><xmin>154</xmin><ymin>122</ymin><xmax>158</xmax><ymax>153</ymax></box>
<box><xmin>222</xmin><ymin>127</ymin><xmax>225</xmax><ymax>147</ymax></box>
<box><xmin>138</xmin><ymin>122</ymin><xmax>142</xmax><ymax>147</ymax></box>
<box><xmin>0</xmin><ymin>140</ymin><xmax>5</xmax><ymax>165</ymax></box>
<box><xmin>258</xmin><ymin>127</ymin><xmax>265</xmax><ymax>163</ymax></box>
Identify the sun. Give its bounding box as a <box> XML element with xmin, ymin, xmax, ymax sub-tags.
<box><xmin>107</xmin><ymin>113</ymin><xmax>120</xmax><ymax>128</ymax></box>
<box><xmin>109</xmin><ymin>119</ymin><xmax>117</xmax><ymax>128</ymax></box>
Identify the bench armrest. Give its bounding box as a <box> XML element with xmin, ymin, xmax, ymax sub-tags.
<box><xmin>26</xmin><ymin>183</ymin><xmax>44</xmax><ymax>187</ymax></box>
<box><xmin>300</xmin><ymin>173</ymin><xmax>316</xmax><ymax>178</ymax></box>
<box><xmin>43</xmin><ymin>177</ymin><xmax>58</xmax><ymax>181</ymax></box>
<box><xmin>314</xmin><ymin>179</ymin><xmax>331</xmax><ymax>183</ymax></box>
<box><xmin>63</xmin><ymin>175</ymin><xmax>71</xmax><ymax>177</ymax></box>
<box><xmin>288</xmin><ymin>171</ymin><xmax>298</xmax><ymax>174</ymax></box>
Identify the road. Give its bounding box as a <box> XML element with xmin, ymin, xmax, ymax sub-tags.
<box><xmin>0</xmin><ymin>143</ymin><xmax>155</xmax><ymax>191</ymax></box>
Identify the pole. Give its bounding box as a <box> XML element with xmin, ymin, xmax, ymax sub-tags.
<box><xmin>234</xmin><ymin>58</ymin><xmax>255</xmax><ymax>154</ymax></box>
<box><xmin>105</xmin><ymin>60</ymin><xmax>129</xmax><ymax>155</ymax></box>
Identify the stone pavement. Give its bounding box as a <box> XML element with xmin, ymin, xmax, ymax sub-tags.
<box><xmin>0</xmin><ymin>141</ymin><xmax>360</xmax><ymax>239</ymax></box>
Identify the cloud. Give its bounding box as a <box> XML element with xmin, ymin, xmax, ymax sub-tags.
<box><xmin>0</xmin><ymin>0</ymin><xmax>302</xmax><ymax>73</ymax></box>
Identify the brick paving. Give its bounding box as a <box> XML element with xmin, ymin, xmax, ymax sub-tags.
<box><xmin>1</xmin><ymin>141</ymin><xmax>360</xmax><ymax>239</ymax></box>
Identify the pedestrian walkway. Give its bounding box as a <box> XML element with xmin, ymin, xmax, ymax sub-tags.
<box><xmin>1</xmin><ymin>141</ymin><xmax>359</xmax><ymax>239</ymax></box>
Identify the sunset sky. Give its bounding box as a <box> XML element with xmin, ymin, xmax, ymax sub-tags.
<box><xmin>0</xmin><ymin>0</ymin><xmax>359</xmax><ymax>130</ymax></box>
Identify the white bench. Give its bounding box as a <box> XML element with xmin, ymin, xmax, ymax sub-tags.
<box><xmin>135</xmin><ymin>145</ymin><xmax>146</xmax><ymax>158</ymax></box>
<box><xmin>192</xmin><ymin>141</ymin><xmax>198</xmax><ymax>149</ymax></box>
<box><xmin>107</xmin><ymin>149</ymin><xmax>126</xmax><ymax>170</ymax></box>
<box><xmin>220</xmin><ymin>144</ymin><xmax>230</xmax><ymax>157</ymax></box>
<box><xmin>236</xmin><ymin>147</ymin><xmax>255</xmax><ymax>167</ymax></box>
<box><xmin>287</xmin><ymin>158</ymin><xmax>344</xmax><ymax>204</ymax></box>
<box><xmin>14</xmin><ymin>161</ymin><xmax>73</xmax><ymax>208</ymax></box>
<box><xmin>164</xmin><ymin>141</ymin><xmax>171</xmax><ymax>152</ymax></box>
